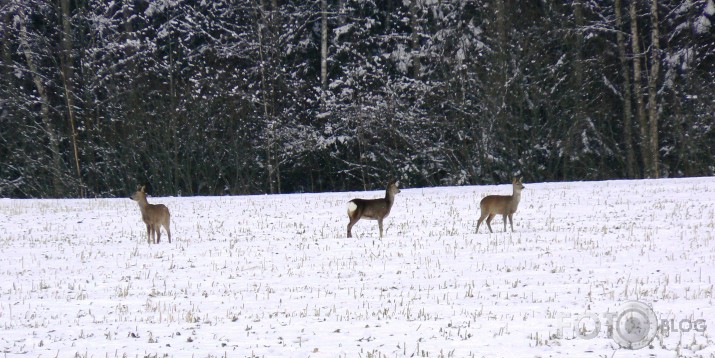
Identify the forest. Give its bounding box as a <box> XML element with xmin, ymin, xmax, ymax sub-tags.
<box><xmin>0</xmin><ymin>0</ymin><xmax>713</xmax><ymax>198</ymax></box>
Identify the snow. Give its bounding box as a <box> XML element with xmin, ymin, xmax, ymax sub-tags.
<box><xmin>333</xmin><ymin>24</ymin><xmax>354</xmax><ymax>40</ymax></box>
<box><xmin>693</xmin><ymin>0</ymin><xmax>715</xmax><ymax>34</ymax></box>
<box><xmin>1</xmin><ymin>177</ymin><xmax>715</xmax><ymax>356</ymax></box>
<box><xmin>694</xmin><ymin>15</ymin><xmax>712</xmax><ymax>34</ymax></box>
<box><xmin>706</xmin><ymin>0</ymin><xmax>715</xmax><ymax>16</ymax></box>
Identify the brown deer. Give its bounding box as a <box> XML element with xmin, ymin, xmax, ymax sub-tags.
<box><xmin>476</xmin><ymin>177</ymin><xmax>525</xmax><ymax>233</ymax></box>
<box><xmin>347</xmin><ymin>180</ymin><xmax>401</xmax><ymax>238</ymax></box>
<box><xmin>130</xmin><ymin>185</ymin><xmax>171</xmax><ymax>244</ymax></box>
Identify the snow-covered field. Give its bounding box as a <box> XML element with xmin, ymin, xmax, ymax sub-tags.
<box><xmin>1</xmin><ymin>178</ymin><xmax>715</xmax><ymax>357</ymax></box>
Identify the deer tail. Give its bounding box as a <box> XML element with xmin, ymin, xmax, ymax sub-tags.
<box><xmin>347</xmin><ymin>201</ymin><xmax>358</xmax><ymax>214</ymax></box>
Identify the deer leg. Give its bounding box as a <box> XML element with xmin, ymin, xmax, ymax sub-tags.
<box><xmin>508</xmin><ymin>214</ymin><xmax>514</xmax><ymax>232</ymax></box>
<box><xmin>165</xmin><ymin>222</ymin><xmax>172</xmax><ymax>243</ymax></box>
<box><xmin>347</xmin><ymin>217</ymin><xmax>358</xmax><ymax>238</ymax></box>
<box><xmin>146</xmin><ymin>224</ymin><xmax>152</xmax><ymax>244</ymax></box>
<box><xmin>378</xmin><ymin>218</ymin><xmax>384</xmax><ymax>238</ymax></box>
<box><xmin>485</xmin><ymin>214</ymin><xmax>496</xmax><ymax>233</ymax></box>
<box><xmin>156</xmin><ymin>224</ymin><xmax>162</xmax><ymax>243</ymax></box>
<box><xmin>476</xmin><ymin>211</ymin><xmax>489</xmax><ymax>233</ymax></box>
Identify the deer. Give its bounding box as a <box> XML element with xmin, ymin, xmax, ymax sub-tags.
<box><xmin>476</xmin><ymin>177</ymin><xmax>525</xmax><ymax>233</ymax></box>
<box><xmin>347</xmin><ymin>180</ymin><xmax>401</xmax><ymax>238</ymax></box>
<box><xmin>130</xmin><ymin>185</ymin><xmax>172</xmax><ymax>244</ymax></box>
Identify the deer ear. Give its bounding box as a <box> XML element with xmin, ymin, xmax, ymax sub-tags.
<box><xmin>140</xmin><ymin>185</ymin><xmax>146</xmax><ymax>192</ymax></box>
<box><xmin>395</xmin><ymin>181</ymin><xmax>400</xmax><ymax>187</ymax></box>
<box><xmin>519</xmin><ymin>177</ymin><xmax>524</xmax><ymax>182</ymax></box>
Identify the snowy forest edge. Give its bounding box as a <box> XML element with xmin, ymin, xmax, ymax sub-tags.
<box><xmin>0</xmin><ymin>0</ymin><xmax>714</xmax><ymax>198</ymax></box>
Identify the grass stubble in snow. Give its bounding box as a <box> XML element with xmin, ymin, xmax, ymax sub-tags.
<box><xmin>0</xmin><ymin>178</ymin><xmax>714</xmax><ymax>357</ymax></box>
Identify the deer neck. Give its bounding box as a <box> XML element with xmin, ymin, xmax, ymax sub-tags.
<box><xmin>384</xmin><ymin>190</ymin><xmax>396</xmax><ymax>207</ymax></box>
<box><xmin>511</xmin><ymin>188</ymin><xmax>522</xmax><ymax>204</ymax></box>
<box><xmin>136</xmin><ymin>197</ymin><xmax>150</xmax><ymax>210</ymax></box>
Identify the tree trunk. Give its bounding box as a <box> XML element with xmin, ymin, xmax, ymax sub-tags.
<box><xmin>258</xmin><ymin>0</ymin><xmax>277</xmax><ymax>194</ymax></box>
<box><xmin>629</xmin><ymin>0</ymin><xmax>651</xmax><ymax>177</ymax></box>
<box><xmin>168</xmin><ymin>34</ymin><xmax>181</xmax><ymax>193</ymax></box>
<box><xmin>647</xmin><ymin>0</ymin><xmax>661</xmax><ymax>178</ymax></box>
<box><xmin>563</xmin><ymin>0</ymin><xmax>585</xmax><ymax>181</ymax></box>
<box><xmin>320</xmin><ymin>0</ymin><xmax>328</xmax><ymax>90</ymax></box>
<box><xmin>614</xmin><ymin>0</ymin><xmax>637</xmax><ymax>178</ymax></box>
<box><xmin>671</xmin><ymin>78</ymin><xmax>688</xmax><ymax>175</ymax></box>
<box><xmin>409</xmin><ymin>0</ymin><xmax>421</xmax><ymax>78</ymax></box>
<box><xmin>59</xmin><ymin>0</ymin><xmax>85</xmax><ymax>197</ymax></box>
<box><xmin>1</xmin><ymin>11</ymin><xmax>12</xmax><ymax>81</ymax></box>
<box><xmin>492</xmin><ymin>0</ymin><xmax>507</xmax><ymax>181</ymax></box>
<box><xmin>18</xmin><ymin>10</ymin><xmax>65</xmax><ymax>197</ymax></box>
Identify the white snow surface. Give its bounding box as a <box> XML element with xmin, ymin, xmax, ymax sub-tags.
<box><xmin>1</xmin><ymin>177</ymin><xmax>715</xmax><ymax>357</ymax></box>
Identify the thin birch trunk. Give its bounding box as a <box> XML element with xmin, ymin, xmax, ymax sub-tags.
<box><xmin>19</xmin><ymin>10</ymin><xmax>65</xmax><ymax>197</ymax></box>
<box><xmin>59</xmin><ymin>0</ymin><xmax>84</xmax><ymax>197</ymax></box>
<box><xmin>320</xmin><ymin>0</ymin><xmax>328</xmax><ymax>90</ymax></box>
<box><xmin>629</xmin><ymin>0</ymin><xmax>652</xmax><ymax>177</ymax></box>
<box><xmin>647</xmin><ymin>0</ymin><xmax>661</xmax><ymax>177</ymax></box>
<box><xmin>410</xmin><ymin>0</ymin><xmax>421</xmax><ymax>78</ymax></box>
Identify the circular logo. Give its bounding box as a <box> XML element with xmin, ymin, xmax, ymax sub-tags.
<box><xmin>612</xmin><ymin>301</ymin><xmax>658</xmax><ymax>350</ymax></box>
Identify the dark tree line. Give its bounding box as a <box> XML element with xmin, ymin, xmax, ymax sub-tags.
<box><xmin>0</xmin><ymin>0</ymin><xmax>713</xmax><ymax>198</ymax></box>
